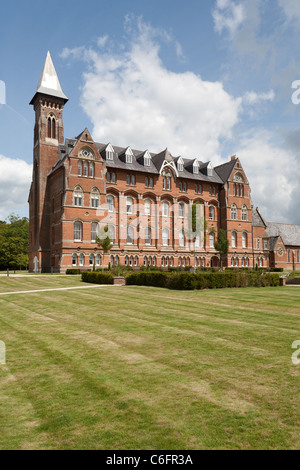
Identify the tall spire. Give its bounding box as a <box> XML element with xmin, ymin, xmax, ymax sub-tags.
<box><xmin>30</xmin><ymin>51</ymin><xmax>68</xmax><ymax>104</ymax></box>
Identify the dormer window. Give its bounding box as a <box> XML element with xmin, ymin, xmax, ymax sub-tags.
<box><xmin>193</xmin><ymin>161</ymin><xmax>199</xmax><ymax>175</ymax></box>
<box><xmin>207</xmin><ymin>162</ymin><xmax>213</xmax><ymax>177</ymax></box>
<box><xmin>144</xmin><ymin>151</ymin><xmax>151</xmax><ymax>167</ymax></box>
<box><xmin>178</xmin><ymin>158</ymin><xmax>184</xmax><ymax>172</ymax></box>
<box><xmin>106</xmin><ymin>144</ymin><xmax>114</xmax><ymax>161</ymax></box>
<box><xmin>125</xmin><ymin>148</ymin><xmax>133</xmax><ymax>164</ymax></box>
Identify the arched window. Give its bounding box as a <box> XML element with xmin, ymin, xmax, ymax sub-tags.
<box><xmin>110</xmin><ymin>255</ymin><xmax>114</xmax><ymax>266</ymax></box>
<box><xmin>242</xmin><ymin>205</ymin><xmax>248</xmax><ymax>221</ymax></box>
<box><xmin>115</xmin><ymin>255</ymin><xmax>119</xmax><ymax>266</ymax></box>
<box><xmin>162</xmin><ymin>201</ymin><xmax>169</xmax><ymax>217</ymax></box>
<box><xmin>209</xmin><ymin>233</ymin><xmax>215</xmax><ymax>248</ymax></box>
<box><xmin>131</xmin><ymin>175</ymin><xmax>135</xmax><ymax>186</ymax></box>
<box><xmin>179</xmin><ymin>229</ymin><xmax>185</xmax><ymax>247</ymax></box>
<box><xmin>125</xmin><ymin>256</ymin><xmax>129</xmax><ymax>266</ymax></box>
<box><xmin>145</xmin><ymin>177</ymin><xmax>149</xmax><ymax>188</ymax></box>
<box><xmin>107</xmin><ymin>195</ymin><xmax>114</xmax><ymax>212</ymax></box>
<box><xmin>162</xmin><ymin>228</ymin><xmax>169</xmax><ymax>246</ymax></box>
<box><xmin>153</xmin><ymin>256</ymin><xmax>156</xmax><ymax>267</ymax></box>
<box><xmin>72</xmin><ymin>254</ymin><xmax>77</xmax><ymax>266</ymax></box>
<box><xmin>111</xmin><ymin>172</ymin><xmax>116</xmax><ymax>184</ymax></box>
<box><xmin>79</xmin><ymin>253</ymin><xmax>84</xmax><ymax>266</ymax></box>
<box><xmin>47</xmin><ymin>114</ymin><xmax>56</xmax><ymax>139</ymax></box>
<box><xmin>144</xmin><ymin>256</ymin><xmax>147</xmax><ymax>267</ymax></box>
<box><xmin>183</xmin><ymin>182</ymin><xmax>187</xmax><ymax>192</ymax></box>
<box><xmin>209</xmin><ymin>206</ymin><xmax>215</xmax><ymax>220</ymax></box>
<box><xmin>135</xmin><ymin>256</ymin><xmax>139</xmax><ymax>266</ymax></box>
<box><xmin>84</xmin><ymin>161</ymin><xmax>88</xmax><ymax>177</ymax></box>
<box><xmin>149</xmin><ymin>178</ymin><xmax>154</xmax><ymax>189</ymax></box>
<box><xmin>127</xmin><ymin>226</ymin><xmax>134</xmax><ymax>244</ymax></box>
<box><xmin>107</xmin><ymin>225</ymin><xmax>115</xmax><ymax>243</ymax></box>
<box><xmin>178</xmin><ymin>257</ymin><xmax>181</xmax><ymax>267</ymax></box>
<box><xmin>106</xmin><ymin>172</ymin><xmax>111</xmax><ymax>183</ymax></box>
<box><xmin>91</xmin><ymin>222</ymin><xmax>98</xmax><ymax>242</ymax></box>
<box><xmin>74</xmin><ymin>186</ymin><xmax>83</xmax><ymax>206</ymax></box>
<box><xmin>96</xmin><ymin>254</ymin><xmax>101</xmax><ymax>266</ymax></box>
<box><xmin>126</xmin><ymin>197</ymin><xmax>133</xmax><ymax>214</ymax></box>
<box><xmin>231</xmin><ymin>204</ymin><xmax>237</xmax><ymax>220</ymax></box>
<box><xmin>145</xmin><ymin>227</ymin><xmax>151</xmax><ymax>245</ymax></box>
<box><xmin>89</xmin><ymin>254</ymin><xmax>94</xmax><ymax>266</ymax></box>
<box><xmin>90</xmin><ymin>162</ymin><xmax>94</xmax><ymax>178</ymax></box>
<box><xmin>161</xmin><ymin>256</ymin><xmax>165</xmax><ymax>267</ymax></box>
<box><xmin>162</xmin><ymin>169</ymin><xmax>172</xmax><ymax>190</ymax></box>
<box><xmin>144</xmin><ymin>199</ymin><xmax>151</xmax><ymax>216</ymax></box>
<box><xmin>231</xmin><ymin>231</ymin><xmax>237</xmax><ymax>248</ymax></box>
<box><xmin>179</xmin><ymin>182</ymin><xmax>182</xmax><ymax>192</ymax></box>
<box><xmin>74</xmin><ymin>221</ymin><xmax>82</xmax><ymax>241</ymax></box>
<box><xmin>91</xmin><ymin>188</ymin><xmax>100</xmax><ymax>208</ymax></box>
<box><xmin>242</xmin><ymin>232</ymin><xmax>248</xmax><ymax>248</ymax></box>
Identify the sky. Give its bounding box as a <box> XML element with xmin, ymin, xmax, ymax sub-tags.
<box><xmin>0</xmin><ymin>0</ymin><xmax>300</xmax><ymax>224</ymax></box>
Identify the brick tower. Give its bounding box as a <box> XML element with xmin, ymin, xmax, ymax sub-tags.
<box><xmin>28</xmin><ymin>52</ymin><xmax>68</xmax><ymax>272</ymax></box>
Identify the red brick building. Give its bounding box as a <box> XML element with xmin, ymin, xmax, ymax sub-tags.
<box><xmin>28</xmin><ymin>52</ymin><xmax>300</xmax><ymax>273</ymax></box>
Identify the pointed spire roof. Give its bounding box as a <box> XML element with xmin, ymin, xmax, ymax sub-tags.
<box><xmin>30</xmin><ymin>51</ymin><xmax>68</xmax><ymax>104</ymax></box>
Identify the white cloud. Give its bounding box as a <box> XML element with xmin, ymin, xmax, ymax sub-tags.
<box><xmin>243</xmin><ymin>90</ymin><xmax>275</xmax><ymax>105</ymax></box>
<box><xmin>236</xmin><ymin>129</ymin><xmax>299</xmax><ymax>224</ymax></box>
<box><xmin>278</xmin><ymin>0</ymin><xmax>300</xmax><ymax>23</ymax></box>
<box><xmin>0</xmin><ymin>154</ymin><xmax>32</xmax><ymax>220</ymax></box>
<box><xmin>61</xmin><ymin>16</ymin><xmax>241</xmax><ymax>160</ymax></box>
<box><xmin>213</xmin><ymin>0</ymin><xmax>246</xmax><ymax>37</ymax></box>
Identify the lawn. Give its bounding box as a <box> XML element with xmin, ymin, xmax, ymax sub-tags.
<box><xmin>0</xmin><ymin>279</ymin><xmax>299</xmax><ymax>450</ymax></box>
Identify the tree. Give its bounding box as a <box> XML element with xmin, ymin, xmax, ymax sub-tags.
<box><xmin>0</xmin><ymin>214</ymin><xmax>29</xmax><ymax>269</ymax></box>
<box><xmin>96</xmin><ymin>226</ymin><xmax>113</xmax><ymax>253</ymax></box>
<box><xmin>214</xmin><ymin>229</ymin><xmax>229</xmax><ymax>269</ymax></box>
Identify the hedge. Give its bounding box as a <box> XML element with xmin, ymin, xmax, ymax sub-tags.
<box><xmin>125</xmin><ymin>271</ymin><xmax>280</xmax><ymax>290</ymax></box>
<box><xmin>81</xmin><ymin>272</ymin><xmax>114</xmax><ymax>284</ymax></box>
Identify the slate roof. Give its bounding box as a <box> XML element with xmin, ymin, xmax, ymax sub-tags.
<box><xmin>266</xmin><ymin>223</ymin><xmax>300</xmax><ymax>247</ymax></box>
<box><xmin>214</xmin><ymin>159</ymin><xmax>237</xmax><ymax>183</ymax></box>
<box><xmin>252</xmin><ymin>209</ymin><xmax>267</xmax><ymax>228</ymax></box>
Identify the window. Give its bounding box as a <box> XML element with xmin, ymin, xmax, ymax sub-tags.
<box><xmin>231</xmin><ymin>204</ymin><xmax>237</xmax><ymax>220</ymax></box>
<box><xmin>209</xmin><ymin>186</ymin><xmax>213</xmax><ymax>196</ymax></box>
<box><xmin>162</xmin><ymin>170</ymin><xmax>171</xmax><ymax>190</ymax></box>
<box><xmin>242</xmin><ymin>205</ymin><xmax>248</xmax><ymax>221</ymax></box>
<box><xmin>127</xmin><ymin>226</ymin><xmax>134</xmax><ymax>244</ymax></box>
<box><xmin>242</xmin><ymin>232</ymin><xmax>247</xmax><ymax>248</ymax></box>
<box><xmin>145</xmin><ymin>177</ymin><xmax>148</xmax><ymax>188</ymax></box>
<box><xmin>209</xmin><ymin>233</ymin><xmax>214</xmax><ymax>248</ymax></box>
<box><xmin>179</xmin><ymin>203</ymin><xmax>185</xmax><ymax>218</ymax></box>
<box><xmin>91</xmin><ymin>189</ymin><xmax>100</xmax><ymax>208</ymax></box>
<box><xmin>288</xmin><ymin>249</ymin><xmax>291</xmax><ymax>263</ymax></box>
<box><xmin>78</xmin><ymin>160</ymin><xmax>82</xmax><ymax>176</ymax></box>
<box><xmin>74</xmin><ymin>187</ymin><xmax>83</xmax><ymax>206</ymax></box>
<box><xmin>144</xmin><ymin>199</ymin><xmax>151</xmax><ymax>216</ymax></box>
<box><xmin>232</xmin><ymin>231</ymin><xmax>237</xmax><ymax>248</ymax></box>
<box><xmin>74</xmin><ymin>222</ymin><xmax>82</xmax><ymax>241</ymax></box>
<box><xmin>106</xmin><ymin>150</ymin><xmax>114</xmax><ymax>160</ymax></box>
<box><xmin>144</xmin><ymin>256</ymin><xmax>147</xmax><ymax>267</ymax></box>
<box><xmin>162</xmin><ymin>201</ymin><xmax>169</xmax><ymax>217</ymax></box>
<box><xmin>126</xmin><ymin>150</ymin><xmax>133</xmax><ymax>164</ymax></box>
<box><xmin>84</xmin><ymin>161</ymin><xmax>88</xmax><ymax>177</ymax></box>
<box><xmin>193</xmin><ymin>162</ymin><xmax>199</xmax><ymax>174</ymax></box>
<box><xmin>108</xmin><ymin>225</ymin><xmax>115</xmax><ymax>243</ymax></box>
<box><xmin>179</xmin><ymin>182</ymin><xmax>182</xmax><ymax>192</ymax></box>
<box><xmin>126</xmin><ymin>174</ymin><xmax>130</xmax><ymax>185</ymax></box>
<box><xmin>126</xmin><ymin>197</ymin><xmax>133</xmax><ymax>214</ymax></box>
<box><xmin>110</xmin><ymin>255</ymin><xmax>114</xmax><ymax>266</ymax></box>
<box><xmin>106</xmin><ymin>172</ymin><xmax>111</xmax><ymax>183</ymax></box>
<box><xmin>209</xmin><ymin>206</ymin><xmax>214</xmax><ymax>220</ymax></box>
<box><xmin>107</xmin><ymin>195</ymin><xmax>114</xmax><ymax>212</ymax></box>
<box><xmin>72</xmin><ymin>254</ymin><xmax>77</xmax><ymax>266</ymax></box>
<box><xmin>111</xmin><ymin>172</ymin><xmax>116</xmax><ymax>184</ymax></box>
<box><xmin>195</xmin><ymin>184</ymin><xmax>202</xmax><ymax>195</ymax></box>
<box><xmin>144</xmin><ymin>154</ymin><xmax>151</xmax><ymax>166</ymax></box>
<box><xmin>183</xmin><ymin>182</ymin><xmax>187</xmax><ymax>192</ymax></box>
<box><xmin>179</xmin><ymin>229</ymin><xmax>185</xmax><ymax>247</ymax></box>
<box><xmin>162</xmin><ymin>228</ymin><xmax>169</xmax><ymax>246</ymax></box>
<box><xmin>115</xmin><ymin>255</ymin><xmax>119</xmax><ymax>266</ymax></box>
<box><xmin>89</xmin><ymin>254</ymin><xmax>94</xmax><ymax>266</ymax></box>
<box><xmin>131</xmin><ymin>175</ymin><xmax>135</xmax><ymax>186</ymax></box>
<box><xmin>149</xmin><ymin>178</ymin><xmax>154</xmax><ymax>188</ymax></box>
<box><xmin>257</xmin><ymin>238</ymin><xmax>261</xmax><ymax>250</ymax></box>
<box><xmin>79</xmin><ymin>253</ymin><xmax>84</xmax><ymax>266</ymax></box>
<box><xmin>145</xmin><ymin>227</ymin><xmax>151</xmax><ymax>245</ymax></box>
<box><xmin>297</xmin><ymin>250</ymin><xmax>300</xmax><ymax>263</ymax></box>
<box><xmin>47</xmin><ymin>114</ymin><xmax>56</xmax><ymax>139</ymax></box>
<box><xmin>91</xmin><ymin>222</ymin><xmax>98</xmax><ymax>242</ymax></box>
<box><xmin>90</xmin><ymin>163</ymin><xmax>94</xmax><ymax>178</ymax></box>
<box><xmin>96</xmin><ymin>254</ymin><xmax>101</xmax><ymax>266</ymax></box>
<box><xmin>178</xmin><ymin>161</ymin><xmax>183</xmax><ymax>172</ymax></box>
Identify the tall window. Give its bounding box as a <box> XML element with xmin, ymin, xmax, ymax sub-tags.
<box><xmin>127</xmin><ymin>226</ymin><xmax>134</xmax><ymax>244</ymax></box>
<box><xmin>47</xmin><ymin>114</ymin><xmax>56</xmax><ymax>139</ymax></box>
<box><xmin>91</xmin><ymin>222</ymin><xmax>98</xmax><ymax>242</ymax></box>
<box><xmin>131</xmin><ymin>175</ymin><xmax>135</xmax><ymax>186</ymax></box>
<box><xmin>144</xmin><ymin>199</ymin><xmax>151</xmax><ymax>216</ymax></box>
<box><xmin>231</xmin><ymin>204</ymin><xmax>237</xmax><ymax>220</ymax></box>
<box><xmin>106</xmin><ymin>149</ymin><xmax>114</xmax><ymax>160</ymax></box>
<box><xmin>162</xmin><ymin>228</ymin><xmax>169</xmax><ymax>246</ymax></box>
<box><xmin>107</xmin><ymin>195</ymin><xmax>114</xmax><ymax>212</ymax></box>
<box><xmin>149</xmin><ymin>177</ymin><xmax>154</xmax><ymax>188</ymax></box>
<box><xmin>111</xmin><ymin>172</ymin><xmax>116</xmax><ymax>183</ymax></box>
<box><xmin>83</xmin><ymin>161</ymin><xmax>88</xmax><ymax>177</ymax></box>
<box><xmin>179</xmin><ymin>203</ymin><xmax>185</xmax><ymax>218</ymax></box>
<box><xmin>89</xmin><ymin>163</ymin><xmax>94</xmax><ymax>178</ymax></box>
<box><xmin>74</xmin><ymin>221</ymin><xmax>82</xmax><ymax>241</ymax></box>
<box><xmin>145</xmin><ymin>227</ymin><xmax>151</xmax><ymax>245</ymax></box>
<box><xmin>162</xmin><ymin>201</ymin><xmax>169</xmax><ymax>217</ymax></box>
<box><xmin>209</xmin><ymin>206</ymin><xmax>214</xmax><ymax>220</ymax></box>
<box><xmin>74</xmin><ymin>187</ymin><xmax>83</xmax><ymax>206</ymax></box>
<box><xmin>89</xmin><ymin>254</ymin><xmax>94</xmax><ymax>266</ymax></box>
<box><xmin>242</xmin><ymin>232</ymin><xmax>247</xmax><ymax>248</ymax></box>
<box><xmin>209</xmin><ymin>233</ymin><xmax>214</xmax><ymax>248</ymax></box>
<box><xmin>126</xmin><ymin>149</ymin><xmax>133</xmax><ymax>164</ymax></box>
<box><xmin>72</xmin><ymin>254</ymin><xmax>77</xmax><ymax>266</ymax></box>
<box><xmin>126</xmin><ymin>174</ymin><xmax>130</xmax><ymax>185</ymax></box>
<box><xmin>179</xmin><ymin>229</ymin><xmax>185</xmax><ymax>247</ymax></box>
<box><xmin>96</xmin><ymin>254</ymin><xmax>101</xmax><ymax>266</ymax></box>
<box><xmin>91</xmin><ymin>189</ymin><xmax>100</xmax><ymax>208</ymax></box>
<box><xmin>242</xmin><ymin>205</ymin><xmax>248</xmax><ymax>221</ymax></box>
<box><xmin>78</xmin><ymin>160</ymin><xmax>82</xmax><ymax>176</ymax></box>
<box><xmin>178</xmin><ymin>160</ymin><xmax>183</xmax><ymax>172</ymax></box>
<box><xmin>126</xmin><ymin>197</ymin><xmax>133</xmax><ymax>214</ymax></box>
<box><xmin>144</xmin><ymin>154</ymin><xmax>151</xmax><ymax>166</ymax></box>
<box><xmin>145</xmin><ymin>177</ymin><xmax>149</xmax><ymax>188</ymax></box>
<box><xmin>79</xmin><ymin>253</ymin><xmax>84</xmax><ymax>266</ymax></box>
<box><xmin>232</xmin><ymin>231</ymin><xmax>237</xmax><ymax>248</ymax></box>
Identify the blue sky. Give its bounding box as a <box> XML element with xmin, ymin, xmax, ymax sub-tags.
<box><xmin>0</xmin><ymin>0</ymin><xmax>300</xmax><ymax>223</ymax></box>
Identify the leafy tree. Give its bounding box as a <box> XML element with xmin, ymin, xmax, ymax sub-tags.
<box><xmin>96</xmin><ymin>225</ymin><xmax>113</xmax><ymax>254</ymax></box>
<box><xmin>0</xmin><ymin>214</ymin><xmax>29</xmax><ymax>269</ymax></box>
<box><xmin>214</xmin><ymin>229</ymin><xmax>229</xmax><ymax>269</ymax></box>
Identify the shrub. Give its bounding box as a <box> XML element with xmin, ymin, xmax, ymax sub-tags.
<box><xmin>81</xmin><ymin>272</ymin><xmax>114</xmax><ymax>284</ymax></box>
<box><xmin>66</xmin><ymin>268</ymin><xmax>81</xmax><ymax>275</ymax></box>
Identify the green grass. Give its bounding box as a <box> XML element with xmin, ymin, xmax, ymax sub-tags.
<box><xmin>0</xmin><ymin>280</ymin><xmax>299</xmax><ymax>449</ymax></box>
